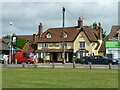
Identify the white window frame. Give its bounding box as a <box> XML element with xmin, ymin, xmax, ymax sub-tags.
<box><xmin>64</xmin><ymin>33</ymin><xmax>67</xmax><ymax>38</ymax></box>
<box><xmin>42</xmin><ymin>43</ymin><xmax>48</xmax><ymax>48</ymax></box>
<box><xmin>47</xmin><ymin>33</ymin><xmax>51</xmax><ymax>39</ymax></box>
<box><xmin>80</xmin><ymin>42</ymin><xmax>85</xmax><ymax>49</ymax></box>
<box><xmin>61</xmin><ymin>42</ymin><xmax>67</xmax><ymax>48</ymax></box>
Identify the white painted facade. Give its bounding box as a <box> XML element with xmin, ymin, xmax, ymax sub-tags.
<box><xmin>106</xmin><ymin>47</ymin><xmax>120</xmax><ymax>60</ymax></box>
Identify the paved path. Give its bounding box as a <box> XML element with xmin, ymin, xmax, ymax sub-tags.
<box><xmin>0</xmin><ymin>63</ymin><xmax>119</xmax><ymax>69</ymax></box>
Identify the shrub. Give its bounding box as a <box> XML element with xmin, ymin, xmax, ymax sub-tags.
<box><xmin>43</xmin><ymin>58</ymin><xmax>47</xmax><ymax>63</ymax></box>
<box><xmin>38</xmin><ymin>58</ymin><xmax>44</xmax><ymax>63</ymax></box>
<box><xmin>75</xmin><ymin>58</ymin><xmax>82</xmax><ymax>63</ymax></box>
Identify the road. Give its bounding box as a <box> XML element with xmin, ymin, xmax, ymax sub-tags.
<box><xmin>0</xmin><ymin>63</ymin><xmax>119</xmax><ymax>69</ymax></box>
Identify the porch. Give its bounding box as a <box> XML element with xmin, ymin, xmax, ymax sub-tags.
<box><xmin>35</xmin><ymin>49</ymin><xmax>73</xmax><ymax>63</ymax></box>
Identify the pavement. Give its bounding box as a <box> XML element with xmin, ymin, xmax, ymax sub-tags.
<box><xmin>0</xmin><ymin>63</ymin><xmax>120</xmax><ymax>69</ymax></box>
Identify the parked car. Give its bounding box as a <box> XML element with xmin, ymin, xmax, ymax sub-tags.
<box><xmin>81</xmin><ymin>56</ymin><xmax>119</xmax><ymax>65</ymax></box>
<box><xmin>0</xmin><ymin>55</ymin><xmax>4</xmax><ymax>64</ymax></box>
<box><xmin>11</xmin><ymin>52</ymin><xmax>34</xmax><ymax>64</ymax></box>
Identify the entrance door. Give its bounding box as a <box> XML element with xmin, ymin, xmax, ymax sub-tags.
<box><xmin>53</xmin><ymin>53</ymin><xmax>57</xmax><ymax>62</ymax></box>
<box><xmin>69</xmin><ymin>52</ymin><xmax>73</xmax><ymax>63</ymax></box>
<box><xmin>80</xmin><ymin>52</ymin><xmax>83</xmax><ymax>58</ymax></box>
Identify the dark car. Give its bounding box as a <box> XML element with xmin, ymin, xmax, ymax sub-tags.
<box><xmin>0</xmin><ymin>55</ymin><xmax>4</xmax><ymax>64</ymax></box>
<box><xmin>81</xmin><ymin>56</ymin><xmax>119</xmax><ymax>65</ymax></box>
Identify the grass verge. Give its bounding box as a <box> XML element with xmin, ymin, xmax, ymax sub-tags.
<box><xmin>2</xmin><ymin>67</ymin><xmax>118</xmax><ymax>88</ymax></box>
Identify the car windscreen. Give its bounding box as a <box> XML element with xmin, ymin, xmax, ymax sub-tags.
<box><xmin>23</xmin><ymin>53</ymin><xmax>30</xmax><ymax>58</ymax></box>
<box><xmin>28</xmin><ymin>53</ymin><xmax>34</xmax><ymax>57</ymax></box>
<box><xmin>102</xmin><ymin>56</ymin><xmax>108</xmax><ymax>59</ymax></box>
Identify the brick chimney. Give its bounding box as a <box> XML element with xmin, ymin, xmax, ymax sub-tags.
<box><xmin>33</xmin><ymin>34</ymin><xmax>37</xmax><ymax>42</ymax></box>
<box><xmin>78</xmin><ymin>17</ymin><xmax>83</xmax><ymax>28</ymax></box>
<box><xmin>98</xmin><ymin>23</ymin><xmax>102</xmax><ymax>40</ymax></box>
<box><xmin>38</xmin><ymin>23</ymin><xmax>43</xmax><ymax>38</ymax></box>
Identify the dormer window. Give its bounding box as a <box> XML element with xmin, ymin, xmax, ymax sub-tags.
<box><xmin>47</xmin><ymin>33</ymin><xmax>51</xmax><ymax>39</ymax></box>
<box><xmin>64</xmin><ymin>32</ymin><xmax>67</xmax><ymax>38</ymax></box>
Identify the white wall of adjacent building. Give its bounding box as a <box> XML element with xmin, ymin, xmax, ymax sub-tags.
<box><xmin>106</xmin><ymin>47</ymin><xmax>120</xmax><ymax>60</ymax></box>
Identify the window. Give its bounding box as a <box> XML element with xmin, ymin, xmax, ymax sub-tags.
<box><xmin>61</xmin><ymin>42</ymin><xmax>67</xmax><ymax>48</ymax></box>
<box><xmin>43</xmin><ymin>52</ymin><xmax>46</xmax><ymax>58</ymax></box>
<box><xmin>64</xmin><ymin>33</ymin><xmax>67</xmax><ymax>38</ymax></box>
<box><xmin>42</xmin><ymin>43</ymin><xmax>48</xmax><ymax>48</ymax></box>
<box><xmin>80</xmin><ymin>42</ymin><xmax>85</xmax><ymax>49</ymax></box>
<box><xmin>23</xmin><ymin>53</ymin><xmax>29</xmax><ymax>58</ymax></box>
<box><xmin>47</xmin><ymin>33</ymin><xmax>51</xmax><ymax>38</ymax></box>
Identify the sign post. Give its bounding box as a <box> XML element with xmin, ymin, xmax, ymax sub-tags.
<box><xmin>12</xmin><ymin>33</ymin><xmax>17</xmax><ymax>64</ymax></box>
<box><xmin>9</xmin><ymin>42</ymin><xmax>12</xmax><ymax>64</ymax></box>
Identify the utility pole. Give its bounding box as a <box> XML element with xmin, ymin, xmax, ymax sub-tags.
<box><xmin>62</xmin><ymin>7</ymin><xmax>65</xmax><ymax>64</ymax></box>
<box><xmin>9</xmin><ymin>22</ymin><xmax>12</xmax><ymax>64</ymax></box>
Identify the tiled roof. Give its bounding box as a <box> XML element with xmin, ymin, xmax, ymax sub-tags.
<box><xmin>22</xmin><ymin>43</ymin><xmax>36</xmax><ymax>53</ymax></box>
<box><xmin>76</xmin><ymin>49</ymin><xmax>89</xmax><ymax>52</ymax></box>
<box><xmin>35</xmin><ymin>49</ymin><xmax>73</xmax><ymax>52</ymax></box>
<box><xmin>108</xmin><ymin>25</ymin><xmax>120</xmax><ymax>39</ymax></box>
<box><xmin>0</xmin><ymin>42</ymin><xmax>9</xmax><ymax>50</ymax></box>
<box><xmin>17</xmin><ymin>35</ymin><xmax>33</xmax><ymax>43</ymax></box>
<box><xmin>1</xmin><ymin>35</ymin><xmax>33</xmax><ymax>43</ymax></box>
<box><xmin>83</xmin><ymin>27</ymin><xmax>98</xmax><ymax>42</ymax></box>
<box><xmin>0</xmin><ymin>38</ymin><xmax>11</xmax><ymax>43</ymax></box>
<box><xmin>37</xmin><ymin>26</ymin><xmax>98</xmax><ymax>42</ymax></box>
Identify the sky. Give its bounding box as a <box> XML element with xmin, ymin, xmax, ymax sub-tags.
<box><xmin>1</xmin><ymin>0</ymin><xmax>119</xmax><ymax>37</ymax></box>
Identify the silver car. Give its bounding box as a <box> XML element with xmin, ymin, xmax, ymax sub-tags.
<box><xmin>0</xmin><ymin>55</ymin><xmax>4</xmax><ymax>64</ymax></box>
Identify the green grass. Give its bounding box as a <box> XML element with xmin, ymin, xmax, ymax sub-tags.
<box><xmin>2</xmin><ymin>67</ymin><xmax>118</xmax><ymax>88</ymax></box>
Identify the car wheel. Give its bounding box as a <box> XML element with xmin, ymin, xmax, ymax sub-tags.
<box><xmin>27</xmin><ymin>60</ymin><xmax>31</xmax><ymax>64</ymax></box>
<box><xmin>11</xmin><ymin>60</ymin><xmax>15</xmax><ymax>64</ymax></box>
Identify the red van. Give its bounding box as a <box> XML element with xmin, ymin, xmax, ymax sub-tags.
<box><xmin>11</xmin><ymin>52</ymin><xmax>34</xmax><ymax>64</ymax></box>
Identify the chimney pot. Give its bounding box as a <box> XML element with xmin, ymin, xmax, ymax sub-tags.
<box><xmin>78</xmin><ymin>17</ymin><xmax>83</xmax><ymax>27</ymax></box>
<box><xmin>79</xmin><ymin>17</ymin><xmax>81</xmax><ymax>20</ymax></box>
<box><xmin>40</xmin><ymin>23</ymin><xmax>42</xmax><ymax>25</ymax></box>
<box><xmin>99</xmin><ymin>22</ymin><xmax>101</xmax><ymax>27</ymax></box>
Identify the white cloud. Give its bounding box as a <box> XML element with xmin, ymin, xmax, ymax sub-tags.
<box><xmin>1</xmin><ymin>1</ymin><xmax>119</xmax><ymax>36</ymax></box>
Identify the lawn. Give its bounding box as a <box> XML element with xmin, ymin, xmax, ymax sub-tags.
<box><xmin>2</xmin><ymin>67</ymin><xmax>118</xmax><ymax>88</ymax></box>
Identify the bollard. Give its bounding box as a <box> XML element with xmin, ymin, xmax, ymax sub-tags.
<box><xmin>22</xmin><ymin>62</ymin><xmax>25</xmax><ymax>68</ymax></box>
<box><xmin>109</xmin><ymin>63</ymin><xmax>112</xmax><ymax>69</ymax></box>
<box><xmin>4</xmin><ymin>59</ymin><xmax>6</xmax><ymax>67</ymax></box>
<box><xmin>4</xmin><ymin>55</ymin><xmax>8</xmax><ymax>67</ymax></box>
<box><xmin>15</xmin><ymin>59</ymin><xmax>17</xmax><ymax>64</ymax></box>
<box><xmin>73</xmin><ymin>61</ymin><xmax>76</xmax><ymax>68</ymax></box>
<box><xmin>88</xmin><ymin>62</ymin><xmax>92</xmax><ymax>69</ymax></box>
<box><xmin>52</xmin><ymin>60</ymin><xmax>55</xmax><ymax>69</ymax></box>
<box><xmin>34</xmin><ymin>62</ymin><xmax>37</xmax><ymax>68</ymax></box>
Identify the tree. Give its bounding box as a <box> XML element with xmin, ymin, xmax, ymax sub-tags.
<box><xmin>2</xmin><ymin>35</ymin><xmax>10</xmax><ymax>39</ymax></box>
<box><xmin>5</xmin><ymin>38</ymin><xmax>29</xmax><ymax>49</ymax></box>
<box><xmin>90</xmin><ymin>22</ymin><xmax>108</xmax><ymax>40</ymax></box>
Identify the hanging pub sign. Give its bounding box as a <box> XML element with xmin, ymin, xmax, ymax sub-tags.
<box><xmin>12</xmin><ymin>33</ymin><xmax>17</xmax><ymax>46</ymax></box>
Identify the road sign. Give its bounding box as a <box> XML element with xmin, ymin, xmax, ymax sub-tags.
<box><xmin>12</xmin><ymin>33</ymin><xmax>17</xmax><ymax>46</ymax></box>
<box><xmin>9</xmin><ymin>43</ymin><xmax>12</xmax><ymax>49</ymax></box>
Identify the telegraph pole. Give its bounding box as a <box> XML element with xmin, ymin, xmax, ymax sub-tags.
<box><xmin>9</xmin><ymin>22</ymin><xmax>12</xmax><ymax>64</ymax></box>
<box><xmin>62</xmin><ymin>7</ymin><xmax>65</xmax><ymax>64</ymax></box>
